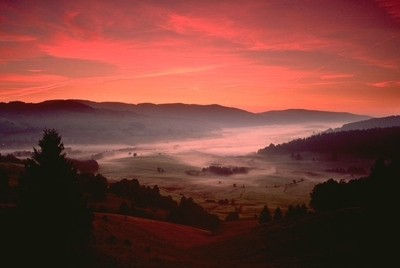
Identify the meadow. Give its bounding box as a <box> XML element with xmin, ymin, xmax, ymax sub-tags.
<box><xmin>85</xmin><ymin>124</ymin><xmax>372</xmax><ymax>219</ymax></box>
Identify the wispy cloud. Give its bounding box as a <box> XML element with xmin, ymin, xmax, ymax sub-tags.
<box><xmin>0</xmin><ymin>56</ymin><xmax>116</xmax><ymax>78</ymax></box>
<box><xmin>321</xmin><ymin>74</ymin><xmax>355</xmax><ymax>80</ymax></box>
<box><xmin>368</xmin><ymin>80</ymin><xmax>400</xmax><ymax>88</ymax></box>
<box><xmin>0</xmin><ymin>0</ymin><xmax>399</xmax><ymax>115</ymax></box>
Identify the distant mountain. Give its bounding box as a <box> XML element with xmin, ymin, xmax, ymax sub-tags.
<box><xmin>77</xmin><ymin>100</ymin><xmax>258</xmax><ymax>127</ymax></box>
<box><xmin>333</xmin><ymin>115</ymin><xmax>400</xmax><ymax>131</ymax></box>
<box><xmin>258</xmin><ymin>109</ymin><xmax>370</xmax><ymax>124</ymax></box>
<box><xmin>0</xmin><ymin>100</ymin><xmax>94</xmax><ymax>114</ymax></box>
<box><xmin>0</xmin><ymin>99</ymin><xmax>371</xmax><ymax>147</ymax></box>
<box><xmin>78</xmin><ymin>101</ymin><xmax>370</xmax><ymax>125</ymax></box>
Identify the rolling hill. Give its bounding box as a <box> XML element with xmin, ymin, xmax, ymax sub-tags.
<box><xmin>258</xmin><ymin>109</ymin><xmax>369</xmax><ymax>124</ymax></box>
<box><xmin>333</xmin><ymin>115</ymin><xmax>400</xmax><ymax>131</ymax></box>
<box><xmin>0</xmin><ymin>99</ymin><xmax>370</xmax><ymax>147</ymax></box>
<box><xmin>88</xmin><ymin>208</ymin><xmax>392</xmax><ymax>268</ymax></box>
<box><xmin>258</xmin><ymin>126</ymin><xmax>400</xmax><ymax>158</ymax></box>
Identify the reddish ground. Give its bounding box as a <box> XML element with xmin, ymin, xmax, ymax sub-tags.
<box><xmin>91</xmin><ymin>213</ymin><xmax>261</xmax><ymax>267</ymax></box>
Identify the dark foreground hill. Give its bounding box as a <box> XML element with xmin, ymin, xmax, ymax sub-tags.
<box><xmin>84</xmin><ymin>207</ymin><xmax>393</xmax><ymax>268</ymax></box>
<box><xmin>0</xmin><ymin>99</ymin><xmax>370</xmax><ymax>147</ymax></box>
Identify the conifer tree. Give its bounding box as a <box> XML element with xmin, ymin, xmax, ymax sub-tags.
<box><xmin>18</xmin><ymin>129</ymin><xmax>92</xmax><ymax>265</ymax></box>
<box><xmin>259</xmin><ymin>205</ymin><xmax>272</xmax><ymax>224</ymax></box>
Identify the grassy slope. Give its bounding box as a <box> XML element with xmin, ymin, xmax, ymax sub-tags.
<box><xmin>90</xmin><ymin>213</ymin><xmax>258</xmax><ymax>267</ymax></box>
<box><xmin>91</xmin><ymin>208</ymin><xmax>393</xmax><ymax>268</ymax></box>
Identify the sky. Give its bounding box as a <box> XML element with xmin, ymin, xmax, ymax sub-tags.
<box><xmin>1</xmin><ymin>0</ymin><xmax>399</xmax><ymax>116</ymax></box>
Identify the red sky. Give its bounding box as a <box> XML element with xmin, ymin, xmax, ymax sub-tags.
<box><xmin>1</xmin><ymin>0</ymin><xmax>399</xmax><ymax>116</ymax></box>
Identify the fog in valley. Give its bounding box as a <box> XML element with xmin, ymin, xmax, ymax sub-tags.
<box><xmin>80</xmin><ymin>123</ymin><xmax>339</xmax><ymax>161</ymax></box>
<box><xmin>0</xmin><ymin>100</ymin><xmax>376</xmax><ymax>219</ymax></box>
<box><xmin>49</xmin><ymin>122</ymin><xmax>359</xmax><ymax>218</ymax></box>
<box><xmin>2</xmin><ymin>106</ymin><xmax>398</xmax><ymax>267</ymax></box>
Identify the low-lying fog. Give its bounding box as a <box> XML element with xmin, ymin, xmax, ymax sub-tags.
<box><xmin>84</xmin><ymin>123</ymin><xmax>339</xmax><ymax>161</ymax></box>
<box><xmin>9</xmin><ymin>122</ymin><xmax>367</xmax><ymax>217</ymax></box>
<box><xmin>131</xmin><ymin>123</ymin><xmax>339</xmax><ymax>167</ymax></box>
<box><xmin>80</xmin><ymin>122</ymin><xmax>366</xmax><ymax>217</ymax></box>
<box><xmin>144</xmin><ymin>124</ymin><xmax>326</xmax><ymax>155</ymax></box>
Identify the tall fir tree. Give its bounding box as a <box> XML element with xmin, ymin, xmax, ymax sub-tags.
<box><xmin>18</xmin><ymin>129</ymin><xmax>92</xmax><ymax>266</ymax></box>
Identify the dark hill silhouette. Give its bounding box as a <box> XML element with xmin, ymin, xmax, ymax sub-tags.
<box><xmin>0</xmin><ymin>99</ymin><xmax>94</xmax><ymax>114</ymax></box>
<box><xmin>77</xmin><ymin>100</ymin><xmax>259</xmax><ymax>127</ymax></box>
<box><xmin>259</xmin><ymin>126</ymin><xmax>400</xmax><ymax>158</ymax></box>
<box><xmin>333</xmin><ymin>115</ymin><xmax>400</xmax><ymax>131</ymax></box>
<box><xmin>78</xmin><ymin>100</ymin><xmax>370</xmax><ymax>125</ymax></box>
<box><xmin>258</xmin><ymin>109</ymin><xmax>370</xmax><ymax>124</ymax></box>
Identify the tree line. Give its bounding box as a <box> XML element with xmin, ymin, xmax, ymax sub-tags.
<box><xmin>310</xmin><ymin>157</ymin><xmax>399</xmax><ymax>212</ymax></box>
<box><xmin>109</xmin><ymin>178</ymin><xmax>220</xmax><ymax>230</ymax></box>
<box><xmin>259</xmin><ymin>127</ymin><xmax>400</xmax><ymax>158</ymax></box>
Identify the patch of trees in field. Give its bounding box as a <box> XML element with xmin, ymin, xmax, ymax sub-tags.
<box><xmin>109</xmin><ymin>178</ymin><xmax>220</xmax><ymax>231</ymax></box>
<box><xmin>259</xmin><ymin>127</ymin><xmax>400</xmax><ymax>158</ymax></box>
<box><xmin>110</xmin><ymin>179</ymin><xmax>177</xmax><ymax>212</ymax></box>
<box><xmin>258</xmin><ymin>204</ymin><xmax>308</xmax><ymax>224</ymax></box>
<box><xmin>202</xmin><ymin>165</ymin><xmax>249</xmax><ymax>176</ymax></box>
<box><xmin>325</xmin><ymin>166</ymin><xmax>366</xmax><ymax>175</ymax></box>
<box><xmin>169</xmin><ymin>196</ymin><xmax>220</xmax><ymax>231</ymax></box>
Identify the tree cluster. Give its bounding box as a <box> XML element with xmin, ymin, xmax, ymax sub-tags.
<box><xmin>0</xmin><ymin>153</ymin><xmax>25</xmax><ymax>164</ymax></box>
<box><xmin>259</xmin><ymin>204</ymin><xmax>307</xmax><ymax>224</ymax></box>
<box><xmin>109</xmin><ymin>179</ymin><xmax>176</xmax><ymax>210</ymax></box>
<box><xmin>286</xmin><ymin>204</ymin><xmax>308</xmax><ymax>219</ymax></box>
<box><xmin>109</xmin><ymin>178</ymin><xmax>220</xmax><ymax>231</ymax></box>
<box><xmin>310</xmin><ymin>158</ymin><xmax>400</xmax><ymax>212</ymax></box>
<box><xmin>202</xmin><ymin>165</ymin><xmax>248</xmax><ymax>176</ymax></box>
<box><xmin>79</xmin><ymin>173</ymin><xmax>108</xmax><ymax>201</ymax></box>
<box><xmin>169</xmin><ymin>196</ymin><xmax>220</xmax><ymax>231</ymax></box>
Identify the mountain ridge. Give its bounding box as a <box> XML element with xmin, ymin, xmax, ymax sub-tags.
<box><xmin>1</xmin><ymin>99</ymin><xmax>372</xmax><ymax>118</ymax></box>
<box><xmin>334</xmin><ymin>115</ymin><xmax>400</xmax><ymax>131</ymax></box>
<box><xmin>0</xmin><ymin>99</ymin><xmax>373</xmax><ymax>146</ymax></box>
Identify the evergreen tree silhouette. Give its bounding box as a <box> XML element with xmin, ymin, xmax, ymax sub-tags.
<box><xmin>18</xmin><ymin>129</ymin><xmax>92</xmax><ymax>266</ymax></box>
<box><xmin>259</xmin><ymin>205</ymin><xmax>272</xmax><ymax>224</ymax></box>
<box><xmin>273</xmin><ymin>207</ymin><xmax>283</xmax><ymax>221</ymax></box>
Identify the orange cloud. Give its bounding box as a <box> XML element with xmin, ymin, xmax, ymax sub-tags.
<box><xmin>0</xmin><ymin>0</ymin><xmax>399</xmax><ymax>116</ymax></box>
<box><xmin>368</xmin><ymin>80</ymin><xmax>400</xmax><ymax>88</ymax></box>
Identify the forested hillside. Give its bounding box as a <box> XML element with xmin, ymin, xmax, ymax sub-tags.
<box><xmin>259</xmin><ymin>127</ymin><xmax>400</xmax><ymax>158</ymax></box>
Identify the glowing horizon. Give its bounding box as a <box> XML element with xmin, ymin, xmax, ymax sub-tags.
<box><xmin>1</xmin><ymin>0</ymin><xmax>399</xmax><ymax>116</ymax></box>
